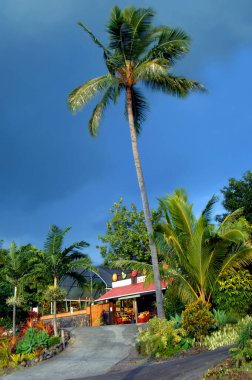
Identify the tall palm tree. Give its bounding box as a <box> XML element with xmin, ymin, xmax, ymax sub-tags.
<box><xmin>31</xmin><ymin>225</ymin><xmax>92</xmax><ymax>335</ymax></box>
<box><xmin>68</xmin><ymin>6</ymin><xmax>205</xmax><ymax>318</ymax></box>
<box><xmin>156</xmin><ymin>189</ymin><xmax>252</xmax><ymax>303</ymax></box>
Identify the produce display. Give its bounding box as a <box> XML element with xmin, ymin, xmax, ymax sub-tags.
<box><xmin>137</xmin><ymin>311</ymin><xmax>150</xmax><ymax>323</ymax></box>
<box><xmin>116</xmin><ymin>312</ymin><xmax>132</xmax><ymax>324</ymax></box>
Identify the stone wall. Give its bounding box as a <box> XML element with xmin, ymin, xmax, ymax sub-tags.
<box><xmin>43</xmin><ymin>313</ymin><xmax>90</xmax><ymax>328</ymax></box>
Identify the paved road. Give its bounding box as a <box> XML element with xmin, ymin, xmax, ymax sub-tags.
<box><xmin>81</xmin><ymin>346</ymin><xmax>230</xmax><ymax>380</ymax></box>
<box><xmin>1</xmin><ymin>324</ymin><xmax>138</xmax><ymax>380</ymax></box>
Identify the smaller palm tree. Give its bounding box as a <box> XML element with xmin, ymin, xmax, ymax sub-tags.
<box><xmin>31</xmin><ymin>225</ymin><xmax>92</xmax><ymax>335</ymax></box>
<box><xmin>156</xmin><ymin>189</ymin><xmax>252</xmax><ymax>303</ymax></box>
<box><xmin>3</xmin><ymin>242</ymin><xmax>32</xmax><ymax>337</ymax></box>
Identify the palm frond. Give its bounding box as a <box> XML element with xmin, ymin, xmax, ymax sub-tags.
<box><xmin>125</xmin><ymin>87</ymin><xmax>149</xmax><ymax>135</ymax></box>
<box><xmin>158</xmin><ymin>197</ymin><xmax>172</xmax><ymax>225</ymax></box>
<box><xmin>44</xmin><ymin>225</ymin><xmax>67</xmax><ymax>255</ymax></box>
<box><xmin>218</xmin><ymin>247</ymin><xmax>252</xmax><ymax>277</ymax></box>
<box><xmin>144</xmin><ymin>27</ymin><xmax>191</xmax><ymax>64</ymax></box>
<box><xmin>143</xmin><ymin>73</ymin><xmax>206</xmax><ymax>98</ymax></box>
<box><xmin>127</xmin><ymin>7</ymin><xmax>156</xmax><ymax>58</ymax></box>
<box><xmin>134</xmin><ymin>58</ymin><xmax>168</xmax><ymax>81</ymax></box>
<box><xmin>77</xmin><ymin>22</ymin><xmax>110</xmax><ymax>55</ymax></box>
<box><xmin>107</xmin><ymin>6</ymin><xmax>133</xmax><ymax>61</ymax></box>
<box><xmin>202</xmin><ymin>195</ymin><xmax>219</xmax><ymax>223</ymax></box>
<box><xmin>68</xmin><ymin>75</ymin><xmax>113</xmax><ymax>113</ymax></box>
<box><xmin>62</xmin><ymin>241</ymin><xmax>89</xmax><ymax>257</ymax></box>
<box><xmin>88</xmin><ymin>86</ymin><xmax>115</xmax><ymax>136</ymax></box>
<box><xmin>187</xmin><ymin>218</ymin><xmax>213</xmax><ymax>291</ymax></box>
<box><xmin>218</xmin><ymin>208</ymin><xmax>244</xmax><ymax>228</ymax></box>
<box><xmin>165</xmin><ymin>190</ymin><xmax>194</xmax><ymax>239</ymax></box>
<box><xmin>68</xmin><ymin>256</ymin><xmax>93</xmax><ymax>269</ymax></box>
<box><xmin>167</xmin><ymin>269</ymin><xmax>198</xmax><ymax>303</ymax></box>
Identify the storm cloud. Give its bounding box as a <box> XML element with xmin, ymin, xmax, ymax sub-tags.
<box><xmin>0</xmin><ymin>0</ymin><xmax>251</xmax><ymax>261</ymax></box>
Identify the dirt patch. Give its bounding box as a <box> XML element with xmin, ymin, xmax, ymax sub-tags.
<box><xmin>203</xmin><ymin>357</ymin><xmax>252</xmax><ymax>379</ymax></box>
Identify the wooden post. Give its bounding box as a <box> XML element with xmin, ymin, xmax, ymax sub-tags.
<box><xmin>133</xmin><ymin>298</ymin><xmax>138</xmax><ymax>323</ymax></box>
<box><xmin>61</xmin><ymin>329</ymin><xmax>65</xmax><ymax>349</ymax></box>
<box><xmin>89</xmin><ymin>304</ymin><xmax>92</xmax><ymax>327</ymax></box>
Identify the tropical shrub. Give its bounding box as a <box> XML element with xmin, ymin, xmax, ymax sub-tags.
<box><xmin>16</xmin><ymin>328</ymin><xmax>50</xmax><ymax>354</ymax></box>
<box><xmin>203</xmin><ymin>325</ymin><xmax>239</xmax><ymax>350</ymax></box>
<box><xmin>212</xmin><ymin>309</ymin><xmax>228</xmax><ymax>329</ymax></box>
<box><xmin>44</xmin><ymin>286</ymin><xmax>67</xmax><ymax>302</ymax></box>
<box><xmin>170</xmin><ymin>314</ymin><xmax>183</xmax><ymax>329</ymax></box>
<box><xmin>225</xmin><ymin>312</ymin><xmax>241</xmax><ymax>325</ymax></box>
<box><xmin>237</xmin><ymin>320</ymin><xmax>252</xmax><ymax>349</ymax></box>
<box><xmin>163</xmin><ymin>286</ymin><xmax>184</xmax><ymax>320</ymax></box>
<box><xmin>10</xmin><ymin>352</ymin><xmax>36</xmax><ymax>367</ymax></box>
<box><xmin>231</xmin><ymin>320</ymin><xmax>252</xmax><ymax>365</ymax></box>
<box><xmin>202</xmin><ymin>315</ymin><xmax>252</xmax><ymax>350</ymax></box>
<box><xmin>181</xmin><ymin>300</ymin><xmax>215</xmax><ymax>341</ymax></box>
<box><xmin>47</xmin><ymin>336</ymin><xmax>61</xmax><ymax>348</ymax></box>
<box><xmin>213</xmin><ymin>269</ymin><xmax>252</xmax><ymax>315</ymax></box>
<box><xmin>0</xmin><ymin>340</ymin><xmax>11</xmax><ymax>368</ymax></box>
<box><xmin>136</xmin><ymin>317</ymin><xmax>186</xmax><ymax>358</ymax></box>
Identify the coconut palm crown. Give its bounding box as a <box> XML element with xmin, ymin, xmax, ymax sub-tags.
<box><xmin>68</xmin><ymin>6</ymin><xmax>204</xmax><ymax>135</ymax></box>
<box><xmin>68</xmin><ymin>6</ymin><xmax>205</xmax><ymax>318</ymax></box>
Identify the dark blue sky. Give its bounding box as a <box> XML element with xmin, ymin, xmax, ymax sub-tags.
<box><xmin>1</xmin><ymin>0</ymin><xmax>251</xmax><ymax>263</ymax></box>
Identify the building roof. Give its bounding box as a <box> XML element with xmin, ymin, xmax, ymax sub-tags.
<box><xmin>59</xmin><ymin>266</ymin><xmax>125</xmax><ymax>299</ymax></box>
<box><xmin>96</xmin><ymin>281</ymin><xmax>167</xmax><ymax>302</ymax></box>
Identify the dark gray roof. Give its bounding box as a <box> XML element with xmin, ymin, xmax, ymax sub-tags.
<box><xmin>59</xmin><ymin>266</ymin><xmax>125</xmax><ymax>300</ymax></box>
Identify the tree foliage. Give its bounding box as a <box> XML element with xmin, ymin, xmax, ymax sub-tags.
<box><xmin>97</xmin><ymin>199</ymin><xmax>161</xmax><ymax>265</ymax></box>
<box><xmin>216</xmin><ymin>171</ymin><xmax>252</xmax><ymax>223</ymax></box>
<box><xmin>213</xmin><ymin>269</ymin><xmax>252</xmax><ymax>315</ymax></box>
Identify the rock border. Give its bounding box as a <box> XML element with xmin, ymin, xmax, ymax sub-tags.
<box><xmin>18</xmin><ymin>329</ymin><xmax>71</xmax><ymax>368</ymax></box>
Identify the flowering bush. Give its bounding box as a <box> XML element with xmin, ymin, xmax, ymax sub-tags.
<box><xmin>18</xmin><ymin>312</ymin><xmax>53</xmax><ymax>338</ymax></box>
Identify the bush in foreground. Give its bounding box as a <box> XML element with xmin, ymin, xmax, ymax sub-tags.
<box><xmin>231</xmin><ymin>319</ymin><xmax>252</xmax><ymax>366</ymax></box>
<box><xmin>136</xmin><ymin>317</ymin><xmax>189</xmax><ymax>358</ymax></box>
<box><xmin>202</xmin><ymin>315</ymin><xmax>252</xmax><ymax>350</ymax></box>
<box><xmin>181</xmin><ymin>300</ymin><xmax>215</xmax><ymax>341</ymax></box>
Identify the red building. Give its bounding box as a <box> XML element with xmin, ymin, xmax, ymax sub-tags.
<box><xmin>95</xmin><ymin>271</ymin><xmax>167</xmax><ymax>324</ymax></box>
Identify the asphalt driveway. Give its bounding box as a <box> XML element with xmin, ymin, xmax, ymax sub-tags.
<box><xmin>81</xmin><ymin>346</ymin><xmax>230</xmax><ymax>380</ymax></box>
<box><xmin>1</xmin><ymin>324</ymin><xmax>138</xmax><ymax>380</ymax></box>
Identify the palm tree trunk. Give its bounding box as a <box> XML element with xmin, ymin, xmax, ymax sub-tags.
<box><xmin>13</xmin><ymin>286</ymin><xmax>17</xmax><ymax>338</ymax></box>
<box><xmin>126</xmin><ymin>87</ymin><xmax>165</xmax><ymax>319</ymax></box>
<box><xmin>53</xmin><ymin>276</ymin><xmax>58</xmax><ymax>336</ymax></box>
<box><xmin>13</xmin><ymin>304</ymin><xmax>16</xmax><ymax>338</ymax></box>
